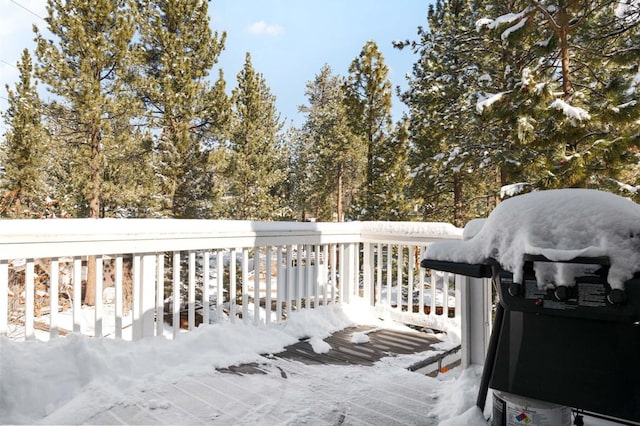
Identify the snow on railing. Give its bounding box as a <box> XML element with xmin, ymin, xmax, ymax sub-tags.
<box><xmin>0</xmin><ymin>219</ymin><xmax>467</xmax><ymax>342</ymax></box>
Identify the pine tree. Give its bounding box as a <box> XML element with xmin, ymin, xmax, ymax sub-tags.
<box><xmin>345</xmin><ymin>41</ymin><xmax>409</xmax><ymax>220</ymax></box>
<box><xmin>380</xmin><ymin>120</ymin><xmax>413</xmax><ymax>220</ymax></box>
<box><xmin>34</xmin><ymin>0</ymin><xmax>149</xmax><ymax>305</ymax></box>
<box><xmin>224</xmin><ymin>53</ymin><xmax>284</xmax><ymax>220</ymax></box>
<box><xmin>475</xmin><ymin>0</ymin><xmax>640</xmax><ymax>194</ymax></box>
<box><xmin>0</xmin><ymin>50</ymin><xmax>48</xmax><ymax>218</ymax></box>
<box><xmin>286</xmin><ymin>127</ymin><xmax>308</xmax><ymax>220</ymax></box>
<box><xmin>34</xmin><ymin>0</ymin><xmax>144</xmax><ymax>219</ymax></box>
<box><xmin>399</xmin><ymin>0</ymin><xmax>495</xmax><ymax>226</ymax></box>
<box><xmin>298</xmin><ymin>64</ymin><xmax>364</xmax><ymax>222</ymax></box>
<box><xmin>134</xmin><ymin>0</ymin><xmax>230</xmax><ymax>218</ymax></box>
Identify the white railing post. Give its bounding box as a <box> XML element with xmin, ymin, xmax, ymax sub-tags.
<box><xmin>0</xmin><ymin>259</ymin><xmax>8</xmax><ymax>336</ymax></box>
<box><xmin>265</xmin><ymin>246</ymin><xmax>272</xmax><ymax>323</ymax></box>
<box><xmin>330</xmin><ymin>244</ymin><xmax>337</xmax><ymax>303</ymax></box>
<box><xmin>242</xmin><ymin>248</ymin><xmax>249</xmax><ymax>322</ymax></box>
<box><xmin>202</xmin><ymin>251</ymin><xmax>210</xmax><ymax>326</ymax></box>
<box><xmin>133</xmin><ymin>253</ymin><xmax>156</xmax><ymax>339</ymax></box>
<box><xmin>397</xmin><ymin>246</ymin><xmax>403</xmax><ymax>311</ymax></box>
<box><xmin>172</xmin><ymin>251</ymin><xmax>181</xmax><ymax>338</ymax></box>
<box><xmin>141</xmin><ymin>253</ymin><xmax>157</xmax><ymax>338</ymax></box>
<box><xmin>253</xmin><ymin>247</ymin><xmax>260</xmax><ymax>324</ymax></box>
<box><xmin>296</xmin><ymin>244</ymin><xmax>303</xmax><ymax>309</ymax></box>
<box><xmin>49</xmin><ymin>258</ymin><xmax>59</xmax><ymax>339</ymax></box>
<box><xmin>386</xmin><ymin>244</ymin><xmax>392</xmax><ymax>305</ymax></box>
<box><xmin>73</xmin><ymin>257</ymin><xmax>82</xmax><ymax>333</ymax></box>
<box><xmin>188</xmin><ymin>251</ymin><xmax>196</xmax><ymax>331</ymax></box>
<box><xmin>375</xmin><ymin>243</ymin><xmax>382</xmax><ymax>307</ymax></box>
<box><xmin>132</xmin><ymin>254</ymin><xmax>142</xmax><ymax>340</ymax></box>
<box><xmin>362</xmin><ymin>242</ymin><xmax>374</xmax><ymax>306</ymax></box>
<box><xmin>116</xmin><ymin>255</ymin><xmax>125</xmax><ymax>339</ymax></box>
<box><xmin>342</xmin><ymin>244</ymin><xmax>351</xmax><ymax>303</ymax></box>
<box><xmin>94</xmin><ymin>256</ymin><xmax>103</xmax><ymax>338</ymax></box>
<box><xmin>459</xmin><ymin>276</ymin><xmax>492</xmax><ymax>368</ymax></box>
<box><xmin>284</xmin><ymin>245</ymin><xmax>292</xmax><ymax>316</ymax></box>
<box><xmin>216</xmin><ymin>250</ymin><xmax>224</xmax><ymax>321</ymax></box>
<box><xmin>155</xmin><ymin>253</ymin><xmax>164</xmax><ymax>337</ymax></box>
<box><xmin>230</xmin><ymin>248</ymin><xmax>237</xmax><ymax>322</ymax></box>
<box><xmin>276</xmin><ymin>247</ymin><xmax>284</xmax><ymax>321</ymax></box>
<box><xmin>407</xmin><ymin>245</ymin><xmax>415</xmax><ymax>313</ymax></box>
<box><xmin>418</xmin><ymin>246</ymin><xmax>426</xmax><ymax>315</ymax></box>
<box><xmin>25</xmin><ymin>260</ymin><xmax>35</xmax><ymax>340</ymax></box>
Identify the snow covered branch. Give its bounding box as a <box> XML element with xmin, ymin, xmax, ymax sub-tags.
<box><xmin>550</xmin><ymin>98</ymin><xmax>591</xmax><ymax>122</ymax></box>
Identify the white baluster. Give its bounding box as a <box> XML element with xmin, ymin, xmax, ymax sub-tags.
<box><xmin>25</xmin><ymin>259</ymin><xmax>35</xmax><ymax>340</ymax></box>
<box><xmin>49</xmin><ymin>258</ymin><xmax>59</xmax><ymax>339</ymax></box>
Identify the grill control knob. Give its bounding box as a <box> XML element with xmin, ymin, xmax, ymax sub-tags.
<box><xmin>508</xmin><ymin>283</ymin><xmax>523</xmax><ymax>297</ymax></box>
<box><xmin>554</xmin><ymin>286</ymin><xmax>569</xmax><ymax>302</ymax></box>
<box><xmin>607</xmin><ymin>289</ymin><xmax>627</xmax><ymax>305</ymax></box>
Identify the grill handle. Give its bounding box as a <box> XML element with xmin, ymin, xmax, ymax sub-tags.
<box><xmin>419</xmin><ymin>259</ymin><xmax>493</xmax><ymax>278</ymax></box>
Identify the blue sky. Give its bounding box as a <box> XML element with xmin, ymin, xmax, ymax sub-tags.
<box><xmin>0</xmin><ymin>0</ymin><xmax>432</xmax><ymax>130</ymax></box>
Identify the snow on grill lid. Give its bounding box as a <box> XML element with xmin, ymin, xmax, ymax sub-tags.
<box><xmin>425</xmin><ymin>189</ymin><xmax>640</xmax><ymax>290</ymax></box>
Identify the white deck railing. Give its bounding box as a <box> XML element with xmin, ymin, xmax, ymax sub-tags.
<box><xmin>0</xmin><ymin>219</ymin><xmax>490</xmax><ymax>363</ymax></box>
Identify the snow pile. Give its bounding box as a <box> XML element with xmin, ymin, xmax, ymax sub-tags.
<box><xmin>425</xmin><ymin>189</ymin><xmax>640</xmax><ymax>289</ymax></box>
<box><xmin>0</xmin><ymin>304</ymin><xmax>357</xmax><ymax>424</ymax></box>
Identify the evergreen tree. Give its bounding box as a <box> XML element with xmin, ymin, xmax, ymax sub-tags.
<box><xmin>0</xmin><ymin>49</ymin><xmax>48</xmax><ymax>218</ymax></box>
<box><xmin>399</xmin><ymin>0</ymin><xmax>495</xmax><ymax>226</ymax></box>
<box><xmin>34</xmin><ymin>0</ymin><xmax>150</xmax><ymax>305</ymax></box>
<box><xmin>380</xmin><ymin>120</ymin><xmax>413</xmax><ymax>220</ymax></box>
<box><xmin>298</xmin><ymin>65</ymin><xmax>364</xmax><ymax>222</ymax></box>
<box><xmin>286</xmin><ymin>127</ymin><xmax>309</xmax><ymax>220</ymax></box>
<box><xmin>224</xmin><ymin>53</ymin><xmax>284</xmax><ymax>220</ymax></box>
<box><xmin>134</xmin><ymin>0</ymin><xmax>230</xmax><ymax>218</ymax></box>
<box><xmin>345</xmin><ymin>41</ymin><xmax>409</xmax><ymax>220</ymax></box>
<box><xmin>34</xmin><ymin>0</ymin><xmax>144</xmax><ymax>219</ymax></box>
<box><xmin>475</xmin><ymin>0</ymin><xmax>640</xmax><ymax>194</ymax></box>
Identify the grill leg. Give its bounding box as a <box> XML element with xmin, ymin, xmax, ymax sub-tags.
<box><xmin>476</xmin><ymin>302</ymin><xmax>505</xmax><ymax>412</ymax></box>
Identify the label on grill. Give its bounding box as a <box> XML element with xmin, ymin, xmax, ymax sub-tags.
<box><xmin>578</xmin><ymin>283</ymin><xmax>607</xmax><ymax>307</ymax></box>
<box><xmin>524</xmin><ymin>280</ymin><xmax>546</xmax><ymax>299</ymax></box>
<box><xmin>543</xmin><ymin>299</ymin><xmax>576</xmax><ymax>310</ymax></box>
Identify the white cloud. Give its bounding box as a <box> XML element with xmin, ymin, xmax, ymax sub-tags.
<box><xmin>246</xmin><ymin>20</ymin><xmax>284</xmax><ymax>37</ymax></box>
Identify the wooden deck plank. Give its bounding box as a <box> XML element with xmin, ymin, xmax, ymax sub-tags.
<box><xmin>274</xmin><ymin>326</ymin><xmax>442</xmax><ymax>366</ymax></box>
<box><xmin>65</xmin><ymin>325</ymin><xmax>449</xmax><ymax>425</ymax></box>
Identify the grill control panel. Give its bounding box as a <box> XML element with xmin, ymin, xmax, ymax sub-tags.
<box><xmin>498</xmin><ymin>272</ymin><xmax>640</xmax><ymax>322</ymax></box>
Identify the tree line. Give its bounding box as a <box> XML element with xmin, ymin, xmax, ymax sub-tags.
<box><xmin>2</xmin><ymin>0</ymin><xmax>639</xmax><ymax>227</ymax></box>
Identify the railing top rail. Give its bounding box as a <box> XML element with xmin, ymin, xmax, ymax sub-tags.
<box><xmin>359</xmin><ymin>221</ymin><xmax>463</xmax><ymax>245</ymax></box>
<box><xmin>0</xmin><ymin>219</ymin><xmax>462</xmax><ymax>260</ymax></box>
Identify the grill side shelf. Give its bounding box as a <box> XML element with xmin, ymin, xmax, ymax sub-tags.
<box><xmin>419</xmin><ymin>259</ymin><xmax>493</xmax><ymax>278</ymax></box>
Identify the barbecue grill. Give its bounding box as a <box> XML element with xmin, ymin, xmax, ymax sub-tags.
<box><xmin>421</xmin><ymin>254</ymin><xmax>640</xmax><ymax>424</ymax></box>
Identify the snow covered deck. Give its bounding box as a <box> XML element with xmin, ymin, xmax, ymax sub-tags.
<box><xmin>42</xmin><ymin>325</ymin><xmax>469</xmax><ymax>425</ymax></box>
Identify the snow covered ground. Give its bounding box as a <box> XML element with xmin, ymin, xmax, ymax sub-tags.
<box><xmin>1</xmin><ymin>298</ymin><xmax>622</xmax><ymax>425</ymax></box>
<box><xmin>1</xmin><ymin>299</ymin><xmax>489</xmax><ymax>425</ymax></box>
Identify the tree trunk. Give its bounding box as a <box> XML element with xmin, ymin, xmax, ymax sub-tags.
<box><xmin>337</xmin><ymin>165</ymin><xmax>344</xmax><ymax>222</ymax></box>
<box><xmin>453</xmin><ymin>173</ymin><xmax>464</xmax><ymax>228</ymax></box>
<box><xmin>557</xmin><ymin>6</ymin><xmax>572</xmax><ymax>97</ymax></box>
<box><xmin>84</xmin><ymin>124</ymin><xmax>102</xmax><ymax>306</ymax></box>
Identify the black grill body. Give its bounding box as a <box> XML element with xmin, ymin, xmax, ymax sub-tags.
<box><xmin>421</xmin><ymin>256</ymin><xmax>640</xmax><ymax>422</ymax></box>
